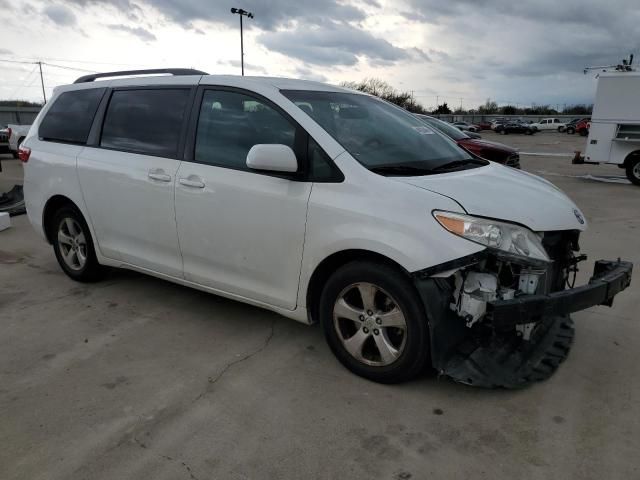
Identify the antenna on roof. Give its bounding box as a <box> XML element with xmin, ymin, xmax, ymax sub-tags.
<box><xmin>584</xmin><ymin>54</ymin><xmax>635</xmax><ymax>74</ymax></box>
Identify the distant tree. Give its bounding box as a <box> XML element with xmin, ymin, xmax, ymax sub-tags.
<box><xmin>564</xmin><ymin>104</ymin><xmax>593</xmax><ymax>115</ymax></box>
<box><xmin>478</xmin><ymin>99</ymin><xmax>499</xmax><ymax>114</ymax></box>
<box><xmin>340</xmin><ymin>78</ymin><xmax>427</xmax><ymax>113</ymax></box>
<box><xmin>501</xmin><ymin>105</ymin><xmax>517</xmax><ymax>115</ymax></box>
<box><xmin>433</xmin><ymin>102</ymin><xmax>452</xmax><ymax>114</ymax></box>
<box><xmin>0</xmin><ymin>100</ymin><xmax>43</xmax><ymax>107</ymax></box>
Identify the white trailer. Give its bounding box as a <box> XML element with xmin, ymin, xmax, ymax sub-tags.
<box><xmin>584</xmin><ymin>70</ymin><xmax>640</xmax><ymax>185</ymax></box>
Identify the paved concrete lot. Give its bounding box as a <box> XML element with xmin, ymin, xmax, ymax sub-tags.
<box><xmin>1</xmin><ymin>133</ymin><xmax>639</xmax><ymax>480</ymax></box>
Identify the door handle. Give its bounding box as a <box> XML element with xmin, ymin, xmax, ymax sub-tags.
<box><xmin>148</xmin><ymin>171</ymin><xmax>171</xmax><ymax>182</ymax></box>
<box><xmin>179</xmin><ymin>176</ymin><xmax>206</xmax><ymax>189</ymax></box>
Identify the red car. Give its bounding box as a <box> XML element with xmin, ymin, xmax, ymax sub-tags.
<box><xmin>568</xmin><ymin>118</ymin><xmax>590</xmax><ymax>136</ymax></box>
<box><xmin>416</xmin><ymin>115</ymin><xmax>520</xmax><ymax>168</ymax></box>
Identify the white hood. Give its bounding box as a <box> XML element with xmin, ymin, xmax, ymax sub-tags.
<box><xmin>396</xmin><ymin>163</ymin><xmax>587</xmax><ymax>232</ymax></box>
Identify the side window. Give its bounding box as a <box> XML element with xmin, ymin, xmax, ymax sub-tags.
<box><xmin>308</xmin><ymin>137</ymin><xmax>342</xmax><ymax>182</ymax></box>
<box><xmin>540</xmin><ymin>120</ymin><xmax>547</xmax><ymax>124</ymax></box>
<box><xmin>101</xmin><ymin>89</ymin><xmax>190</xmax><ymax>157</ymax></box>
<box><xmin>194</xmin><ymin>90</ymin><xmax>297</xmax><ymax>170</ymax></box>
<box><xmin>554</xmin><ymin>119</ymin><xmax>559</xmax><ymax>123</ymax></box>
<box><xmin>39</xmin><ymin>88</ymin><xmax>105</xmax><ymax>144</ymax></box>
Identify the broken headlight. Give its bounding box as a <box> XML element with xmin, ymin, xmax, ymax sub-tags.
<box><xmin>433</xmin><ymin>211</ymin><xmax>550</xmax><ymax>262</ymax></box>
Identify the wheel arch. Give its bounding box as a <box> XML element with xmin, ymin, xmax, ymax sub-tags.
<box><xmin>305</xmin><ymin>249</ymin><xmax>412</xmax><ymax>324</ymax></box>
<box><xmin>623</xmin><ymin>149</ymin><xmax>640</xmax><ymax>166</ymax></box>
<box><xmin>42</xmin><ymin>195</ymin><xmax>82</xmax><ymax>244</ymax></box>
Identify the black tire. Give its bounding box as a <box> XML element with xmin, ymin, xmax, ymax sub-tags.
<box><xmin>626</xmin><ymin>156</ymin><xmax>640</xmax><ymax>186</ymax></box>
<box><xmin>557</xmin><ymin>126</ymin><xmax>564</xmax><ymax>132</ymax></box>
<box><xmin>579</xmin><ymin>128</ymin><xmax>589</xmax><ymax>137</ymax></box>
<box><xmin>566</xmin><ymin>127</ymin><xmax>575</xmax><ymax>134</ymax></box>
<box><xmin>51</xmin><ymin>205</ymin><xmax>104</xmax><ymax>282</ymax></box>
<box><xmin>319</xmin><ymin>261</ymin><xmax>430</xmax><ymax>383</ymax></box>
<box><xmin>11</xmin><ymin>137</ymin><xmax>24</xmax><ymax>159</ymax></box>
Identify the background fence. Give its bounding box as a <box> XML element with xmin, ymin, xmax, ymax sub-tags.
<box><xmin>0</xmin><ymin>106</ymin><xmax>41</xmax><ymax>126</ymax></box>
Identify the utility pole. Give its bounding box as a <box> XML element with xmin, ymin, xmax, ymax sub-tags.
<box><xmin>230</xmin><ymin>8</ymin><xmax>254</xmax><ymax>76</ymax></box>
<box><xmin>37</xmin><ymin>61</ymin><xmax>46</xmax><ymax>104</ymax></box>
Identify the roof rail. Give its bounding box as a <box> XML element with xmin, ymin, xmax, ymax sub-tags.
<box><xmin>73</xmin><ymin>68</ymin><xmax>209</xmax><ymax>84</ymax></box>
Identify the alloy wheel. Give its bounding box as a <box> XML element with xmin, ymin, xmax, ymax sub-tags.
<box><xmin>57</xmin><ymin>217</ymin><xmax>87</xmax><ymax>271</ymax></box>
<box><xmin>333</xmin><ymin>282</ymin><xmax>407</xmax><ymax>367</ymax></box>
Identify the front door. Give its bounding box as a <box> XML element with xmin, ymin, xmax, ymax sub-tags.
<box><xmin>175</xmin><ymin>89</ymin><xmax>311</xmax><ymax>309</ymax></box>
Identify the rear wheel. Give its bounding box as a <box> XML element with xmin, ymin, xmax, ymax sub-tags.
<box><xmin>579</xmin><ymin>128</ymin><xmax>589</xmax><ymax>137</ymax></box>
<box><xmin>626</xmin><ymin>157</ymin><xmax>640</xmax><ymax>186</ymax></box>
<box><xmin>557</xmin><ymin>126</ymin><xmax>565</xmax><ymax>132</ymax></box>
<box><xmin>566</xmin><ymin>127</ymin><xmax>575</xmax><ymax>134</ymax></box>
<box><xmin>319</xmin><ymin>261</ymin><xmax>430</xmax><ymax>383</ymax></box>
<box><xmin>52</xmin><ymin>206</ymin><xmax>104</xmax><ymax>281</ymax></box>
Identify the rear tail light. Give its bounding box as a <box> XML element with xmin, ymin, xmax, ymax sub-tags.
<box><xmin>18</xmin><ymin>146</ymin><xmax>31</xmax><ymax>163</ymax></box>
<box><xmin>6</xmin><ymin>127</ymin><xmax>11</xmax><ymax>138</ymax></box>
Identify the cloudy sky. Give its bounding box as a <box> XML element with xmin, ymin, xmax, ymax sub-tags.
<box><xmin>1</xmin><ymin>0</ymin><xmax>638</xmax><ymax>109</ymax></box>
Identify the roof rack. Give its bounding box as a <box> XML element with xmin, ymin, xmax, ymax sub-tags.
<box><xmin>73</xmin><ymin>68</ymin><xmax>209</xmax><ymax>84</ymax></box>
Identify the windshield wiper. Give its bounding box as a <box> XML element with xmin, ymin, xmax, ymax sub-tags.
<box><xmin>369</xmin><ymin>165</ymin><xmax>436</xmax><ymax>176</ymax></box>
<box><xmin>430</xmin><ymin>158</ymin><xmax>486</xmax><ymax>172</ymax></box>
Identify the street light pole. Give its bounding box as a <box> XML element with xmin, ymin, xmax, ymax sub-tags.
<box><xmin>230</xmin><ymin>8</ymin><xmax>254</xmax><ymax>76</ymax></box>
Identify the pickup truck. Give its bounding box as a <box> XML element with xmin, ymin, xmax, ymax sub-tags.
<box><xmin>7</xmin><ymin>124</ymin><xmax>31</xmax><ymax>159</ymax></box>
<box><xmin>529</xmin><ymin>118</ymin><xmax>566</xmax><ymax>132</ymax></box>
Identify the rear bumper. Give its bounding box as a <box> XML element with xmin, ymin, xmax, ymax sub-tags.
<box><xmin>486</xmin><ymin>259</ymin><xmax>633</xmax><ymax>330</ymax></box>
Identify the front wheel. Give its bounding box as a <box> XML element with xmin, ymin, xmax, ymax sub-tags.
<box><xmin>319</xmin><ymin>261</ymin><xmax>430</xmax><ymax>383</ymax></box>
<box><xmin>566</xmin><ymin>127</ymin><xmax>575</xmax><ymax>134</ymax></box>
<box><xmin>626</xmin><ymin>157</ymin><xmax>640</xmax><ymax>186</ymax></box>
<box><xmin>557</xmin><ymin>126</ymin><xmax>565</xmax><ymax>132</ymax></box>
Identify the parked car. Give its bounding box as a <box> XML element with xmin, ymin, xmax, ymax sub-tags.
<box><xmin>490</xmin><ymin>118</ymin><xmax>507</xmax><ymax>130</ymax></box>
<box><xmin>21</xmin><ymin>69</ymin><xmax>633</xmax><ymax>387</ymax></box>
<box><xmin>529</xmin><ymin>118</ymin><xmax>566</xmax><ymax>132</ymax></box>
<box><xmin>416</xmin><ymin>115</ymin><xmax>520</xmax><ymax>168</ymax></box>
<box><xmin>476</xmin><ymin>120</ymin><xmax>493</xmax><ymax>130</ymax></box>
<box><xmin>564</xmin><ymin>118</ymin><xmax>582</xmax><ymax>131</ymax></box>
<box><xmin>566</xmin><ymin>118</ymin><xmax>590</xmax><ymax>136</ymax></box>
<box><xmin>451</xmin><ymin>121</ymin><xmax>480</xmax><ymax>132</ymax></box>
<box><xmin>494</xmin><ymin>122</ymin><xmax>537</xmax><ymax>135</ymax></box>
<box><xmin>7</xmin><ymin>124</ymin><xmax>31</xmax><ymax>159</ymax></box>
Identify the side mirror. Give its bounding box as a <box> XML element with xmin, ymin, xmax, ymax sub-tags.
<box><xmin>246</xmin><ymin>144</ymin><xmax>298</xmax><ymax>173</ymax></box>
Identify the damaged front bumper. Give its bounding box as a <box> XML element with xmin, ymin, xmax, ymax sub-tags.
<box><xmin>487</xmin><ymin>259</ymin><xmax>633</xmax><ymax>329</ymax></box>
<box><xmin>414</xmin><ymin>253</ymin><xmax>633</xmax><ymax>389</ymax></box>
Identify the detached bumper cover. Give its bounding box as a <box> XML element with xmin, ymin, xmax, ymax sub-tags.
<box><xmin>486</xmin><ymin>259</ymin><xmax>633</xmax><ymax>330</ymax></box>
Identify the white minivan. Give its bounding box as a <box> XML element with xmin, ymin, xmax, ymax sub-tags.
<box><xmin>21</xmin><ymin>69</ymin><xmax>632</xmax><ymax>387</ymax></box>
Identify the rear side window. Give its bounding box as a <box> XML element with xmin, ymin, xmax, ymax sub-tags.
<box><xmin>39</xmin><ymin>88</ymin><xmax>105</xmax><ymax>144</ymax></box>
<box><xmin>101</xmin><ymin>89</ymin><xmax>190</xmax><ymax>157</ymax></box>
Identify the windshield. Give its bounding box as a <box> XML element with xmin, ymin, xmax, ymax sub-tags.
<box><xmin>282</xmin><ymin>90</ymin><xmax>480</xmax><ymax>174</ymax></box>
<box><xmin>415</xmin><ymin>114</ymin><xmax>470</xmax><ymax>141</ymax></box>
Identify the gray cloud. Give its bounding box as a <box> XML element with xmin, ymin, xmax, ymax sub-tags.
<box><xmin>65</xmin><ymin>0</ymin><xmax>366</xmax><ymax>30</ymax></box>
<box><xmin>43</xmin><ymin>4</ymin><xmax>77</xmax><ymax>26</ymax></box>
<box><xmin>259</xmin><ymin>22</ymin><xmax>411</xmax><ymax>67</ymax></box>
<box><xmin>0</xmin><ymin>48</ymin><xmax>11</xmax><ymax>55</ymax></box>
<box><xmin>108</xmin><ymin>24</ymin><xmax>156</xmax><ymax>41</ymax></box>
<box><xmin>220</xmin><ymin>59</ymin><xmax>268</xmax><ymax>75</ymax></box>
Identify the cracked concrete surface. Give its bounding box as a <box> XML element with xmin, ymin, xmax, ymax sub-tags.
<box><xmin>1</xmin><ymin>137</ymin><xmax>640</xmax><ymax>480</ymax></box>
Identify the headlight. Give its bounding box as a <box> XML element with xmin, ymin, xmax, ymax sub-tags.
<box><xmin>433</xmin><ymin>211</ymin><xmax>550</xmax><ymax>262</ymax></box>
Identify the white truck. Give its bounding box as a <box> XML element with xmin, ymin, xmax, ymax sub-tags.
<box><xmin>584</xmin><ymin>69</ymin><xmax>640</xmax><ymax>185</ymax></box>
<box><xmin>529</xmin><ymin>118</ymin><xmax>566</xmax><ymax>132</ymax></box>
<box><xmin>7</xmin><ymin>124</ymin><xmax>31</xmax><ymax>159</ymax></box>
